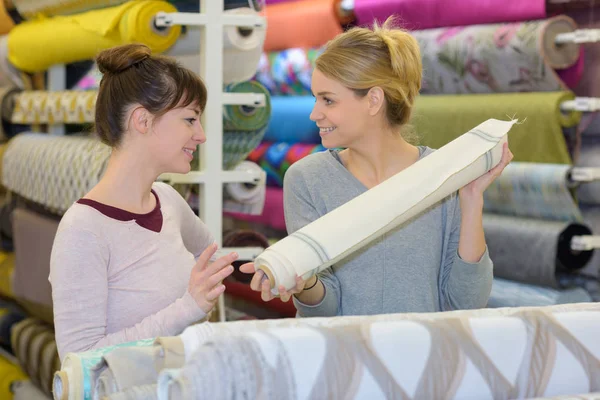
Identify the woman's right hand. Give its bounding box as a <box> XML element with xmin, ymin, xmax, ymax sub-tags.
<box><xmin>188</xmin><ymin>243</ymin><xmax>237</xmax><ymax>313</ymax></box>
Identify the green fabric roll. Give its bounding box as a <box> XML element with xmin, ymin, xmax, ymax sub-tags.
<box><xmin>411</xmin><ymin>91</ymin><xmax>580</xmax><ymax>165</ymax></box>
<box><xmin>223</xmin><ymin>81</ymin><xmax>271</xmax><ymax>131</ymax></box>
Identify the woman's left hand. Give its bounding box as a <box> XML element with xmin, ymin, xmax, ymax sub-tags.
<box><xmin>459</xmin><ymin>142</ymin><xmax>513</xmax><ymax>200</ymax></box>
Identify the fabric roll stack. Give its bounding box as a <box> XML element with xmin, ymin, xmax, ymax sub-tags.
<box><xmin>52</xmin><ymin>302</ymin><xmax>600</xmax><ymax>400</ymax></box>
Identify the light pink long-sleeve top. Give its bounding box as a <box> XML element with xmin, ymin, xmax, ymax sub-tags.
<box><xmin>49</xmin><ymin>182</ymin><xmax>214</xmax><ymax>361</ymax></box>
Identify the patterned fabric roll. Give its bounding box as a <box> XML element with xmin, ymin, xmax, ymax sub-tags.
<box><xmin>254</xmin><ymin>47</ymin><xmax>322</xmax><ymax>95</ymax></box>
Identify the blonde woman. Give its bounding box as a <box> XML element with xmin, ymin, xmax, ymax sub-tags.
<box><xmin>242</xmin><ymin>17</ymin><xmax>512</xmax><ymax>316</ymax></box>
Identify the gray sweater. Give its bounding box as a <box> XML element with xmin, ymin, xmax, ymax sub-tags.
<box><xmin>286</xmin><ymin>147</ymin><xmax>493</xmax><ymax>317</ymax></box>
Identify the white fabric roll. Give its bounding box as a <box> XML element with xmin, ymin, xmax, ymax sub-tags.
<box><xmin>165</xmin><ymin>8</ymin><xmax>265</xmax><ymax>84</ymax></box>
<box><xmin>223</xmin><ymin>161</ymin><xmax>266</xmax><ymax>215</ymax></box>
<box><xmin>254</xmin><ymin>118</ymin><xmax>517</xmax><ymax>292</ymax></box>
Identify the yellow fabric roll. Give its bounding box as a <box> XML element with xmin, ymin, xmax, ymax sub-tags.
<box><xmin>0</xmin><ymin>251</ymin><xmax>15</xmax><ymax>299</ymax></box>
<box><xmin>0</xmin><ymin>355</ymin><xmax>27</xmax><ymax>400</ymax></box>
<box><xmin>7</xmin><ymin>0</ymin><xmax>181</xmax><ymax>72</ymax></box>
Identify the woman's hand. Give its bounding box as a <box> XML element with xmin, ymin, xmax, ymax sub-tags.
<box><xmin>239</xmin><ymin>263</ymin><xmax>310</xmax><ymax>302</ymax></box>
<box><xmin>188</xmin><ymin>243</ymin><xmax>237</xmax><ymax>313</ymax></box>
<box><xmin>460</xmin><ymin>142</ymin><xmax>513</xmax><ymax>201</ymax></box>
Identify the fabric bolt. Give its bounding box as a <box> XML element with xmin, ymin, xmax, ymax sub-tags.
<box><xmin>353</xmin><ymin>0</ymin><xmax>546</xmax><ymax>30</ymax></box>
<box><xmin>576</xmin><ymin>136</ymin><xmax>600</xmax><ymax>206</ymax></box>
<box><xmin>105</xmin><ymin>384</ymin><xmax>158</xmax><ymax>400</ymax></box>
<box><xmin>579</xmin><ymin>205</ymin><xmax>600</xmax><ymax>279</ymax></box>
<box><xmin>224</xmin><ymin>186</ymin><xmax>286</xmax><ymax>231</ymax></box>
<box><xmin>0</xmin><ymin>354</ymin><xmax>27</xmax><ymax>400</ymax></box>
<box><xmin>263</xmin><ymin>96</ymin><xmax>321</xmax><ymax>144</ymax></box>
<box><xmin>52</xmin><ymin>302</ymin><xmax>600</xmax><ymax>400</ymax></box>
<box><xmin>10</xmin><ymin>91</ymin><xmax>97</xmax><ymax>125</ymax></box>
<box><xmin>0</xmin><ymin>251</ymin><xmax>15</xmax><ymax>299</ymax></box>
<box><xmin>566</xmin><ymin>9</ymin><xmax>600</xmax><ymax>98</ymax></box>
<box><xmin>254</xmin><ymin>48</ymin><xmax>322</xmax><ymax>95</ymax></box>
<box><xmin>483</xmin><ymin>214</ymin><xmax>594</xmax><ymax>288</ymax></box>
<box><xmin>0</xmin><ymin>36</ymin><xmax>28</xmax><ymax>89</ymax></box>
<box><xmin>54</xmin><ymin>338</ymin><xmax>157</xmax><ymax>400</ymax></box>
<box><xmin>165</xmin><ymin>8</ymin><xmax>266</xmax><ymax>84</ymax></box>
<box><xmin>222</xmin><ymin>161</ymin><xmax>266</xmax><ymax>216</ymax></box>
<box><xmin>411</xmin><ymin>91</ymin><xmax>579</xmax><ymax>165</ymax></box>
<box><xmin>2</xmin><ymin>134</ymin><xmax>112</xmax><ymax>216</ymax></box>
<box><xmin>7</xmin><ymin>1</ymin><xmax>181</xmax><ymax>73</ymax></box>
<box><xmin>414</xmin><ymin>16</ymin><xmax>581</xmax><ymax>94</ymax></box>
<box><xmin>254</xmin><ymin>119</ymin><xmax>514</xmax><ymax>292</ymax></box>
<box><xmin>91</xmin><ymin>347</ymin><xmax>161</xmax><ymax>400</ymax></box>
<box><xmin>247</xmin><ymin>142</ymin><xmax>326</xmax><ymax>187</ymax></box>
<box><xmin>10</xmin><ymin>318</ymin><xmax>61</xmax><ymax>397</ymax></box>
<box><xmin>483</xmin><ymin>162</ymin><xmax>582</xmax><ymax>222</ymax></box>
<box><xmin>488</xmin><ymin>278</ymin><xmax>592</xmax><ymax>308</ymax></box>
<box><xmin>260</xmin><ymin>0</ymin><xmax>344</xmax><ymax>52</ymax></box>
<box><xmin>158</xmin><ymin>305</ymin><xmax>600</xmax><ymax>400</ymax></box>
<box><xmin>12</xmin><ymin>379</ymin><xmax>52</xmax><ymax>400</ymax></box>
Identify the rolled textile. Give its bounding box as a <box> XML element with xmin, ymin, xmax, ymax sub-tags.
<box><xmin>415</xmin><ymin>16</ymin><xmax>581</xmax><ymax>95</ymax></box>
<box><xmin>0</xmin><ymin>86</ymin><xmax>20</xmax><ymax>141</ymax></box>
<box><xmin>105</xmin><ymin>384</ymin><xmax>158</xmax><ymax>400</ymax></box>
<box><xmin>10</xmin><ymin>90</ymin><xmax>97</xmax><ymax>125</ymax></box>
<box><xmin>10</xmin><ymin>318</ymin><xmax>61</xmax><ymax>397</ymax></box>
<box><xmin>254</xmin><ymin>118</ymin><xmax>516</xmax><ymax>292</ymax></box>
<box><xmin>53</xmin><ymin>337</ymin><xmax>156</xmax><ymax>400</ymax></box>
<box><xmin>0</xmin><ymin>298</ymin><xmax>25</xmax><ymax>348</ymax></box>
<box><xmin>354</xmin><ymin>0</ymin><xmax>546</xmax><ymax>30</ymax></box>
<box><xmin>263</xmin><ymin>96</ymin><xmax>320</xmax><ymax>144</ymax></box>
<box><xmin>164</xmin><ymin>7</ymin><xmax>266</xmax><ymax>84</ymax></box>
<box><xmin>222</xmin><ymin>81</ymin><xmax>271</xmax><ymax>170</ymax></box>
<box><xmin>159</xmin><ymin>305</ymin><xmax>600</xmax><ymax>400</ymax></box>
<box><xmin>576</xmin><ymin>136</ymin><xmax>600</xmax><ymax>206</ymax></box>
<box><xmin>483</xmin><ymin>162</ymin><xmax>582</xmax><ymax>222</ymax></box>
<box><xmin>530</xmin><ymin>393</ymin><xmax>600</xmax><ymax>400</ymax></box>
<box><xmin>412</xmin><ymin>91</ymin><xmax>580</xmax><ymax>165</ymax></box>
<box><xmin>2</xmin><ymin>134</ymin><xmax>112</xmax><ymax>216</ymax></box>
<box><xmin>222</xmin><ymin>161</ymin><xmax>266</xmax><ymax>216</ymax></box>
<box><xmin>247</xmin><ymin>141</ymin><xmax>326</xmax><ymax>187</ymax></box>
<box><xmin>60</xmin><ymin>303</ymin><xmax>600</xmax><ymax>400</ymax></box>
<box><xmin>7</xmin><ymin>1</ymin><xmax>181</xmax><ymax>73</ymax></box>
<box><xmin>483</xmin><ymin>214</ymin><xmax>594</xmax><ymax>288</ymax></box>
<box><xmin>488</xmin><ymin>277</ymin><xmax>592</xmax><ymax>308</ymax></box>
<box><xmin>579</xmin><ymin>205</ymin><xmax>600</xmax><ymax>278</ymax></box>
<box><xmin>566</xmin><ymin>9</ymin><xmax>600</xmax><ymax>98</ymax></box>
<box><xmin>0</xmin><ymin>251</ymin><xmax>15</xmax><ymax>299</ymax></box>
<box><xmin>0</xmin><ymin>1</ymin><xmax>17</xmax><ymax>35</ymax></box>
<box><xmin>0</xmin><ymin>354</ymin><xmax>27</xmax><ymax>400</ymax></box>
<box><xmin>0</xmin><ymin>36</ymin><xmax>27</xmax><ymax>89</ymax></box>
<box><xmin>254</xmin><ymin>47</ymin><xmax>322</xmax><ymax>95</ymax></box>
<box><xmin>261</xmin><ymin>0</ymin><xmax>344</xmax><ymax>52</ymax></box>
<box><xmin>224</xmin><ymin>186</ymin><xmax>286</xmax><ymax>231</ymax></box>
<box><xmin>12</xmin><ymin>380</ymin><xmax>54</xmax><ymax>400</ymax></box>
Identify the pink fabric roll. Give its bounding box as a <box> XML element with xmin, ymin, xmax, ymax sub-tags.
<box><xmin>566</xmin><ymin>9</ymin><xmax>600</xmax><ymax>97</ymax></box>
<box><xmin>225</xmin><ymin>187</ymin><xmax>286</xmax><ymax>231</ymax></box>
<box><xmin>354</xmin><ymin>0</ymin><xmax>546</xmax><ymax>30</ymax></box>
<box><xmin>556</xmin><ymin>47</ymin><xmax>585</xmax><ymax>89</ymax></box>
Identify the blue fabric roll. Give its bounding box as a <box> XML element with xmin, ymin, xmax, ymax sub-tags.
<box><xmin>264</xmin><ymin>97</ymin><xmax>320</xmax><ymax>144</ymax></box>
<box><xmin>264</xmin><ymin>142</ymin><xmax>290</xmax><ymax>169</ymax></box>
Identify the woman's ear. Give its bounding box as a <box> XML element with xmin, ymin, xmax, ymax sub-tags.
<box><xmin>367</xmin><ymin>86</ymin><xmax>385</xmax><ymax>116</ymax></box>
<box><xmin>130</xmin><ymin>106</ymin><xmax>151</xmax><ymax>134</ymax></box>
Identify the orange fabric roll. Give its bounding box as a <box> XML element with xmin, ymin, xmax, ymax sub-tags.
<box><xmin>262</xmin><ymin>0</ymin><xmax>343</xmax><ymax>52</ymax></box>
<box><xmin>0</xmin><ymin>1</ymin><xmax>16</xmax><ymax>35</ymax></box>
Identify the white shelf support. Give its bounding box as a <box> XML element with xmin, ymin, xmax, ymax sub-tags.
<box><xmin>555</xmin><ymin>29</ymin><xmax>600</xmax><ymax>44</ymax></box>
<box><xmin>154</xmin><ymin>12</ymin><xmax>265</xmax><ymax>28</ymax></box>
<box><xmin>570</xmin><ymin>167</ymin><xmax>600</xmax><ymax>183</ymax></box>
<box><xmin>48</xmin><ymin>64</ymin><xmax>66</xmax><ymax>135</ymax></box>
<box><xmin>560</xmin><ymin>97</ymin><xmax>600</xmax><ymax>112</ymax></box>
<box><xmin>571</xmin><ymin>235</ymin><xmax>600</xmax><ymax>251</ymax></box>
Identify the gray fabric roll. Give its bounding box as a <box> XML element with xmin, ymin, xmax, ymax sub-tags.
<box><xmin>576</xmin><ymin>136</ymin><xmax>600</xmax><ymax>205</ymax></box>
<box><xmin>483</xmin><ymin>214</ymin><xmax>594</xmax><ymax>288</ymax></box>
<box><xmin>92</xmin><ymin>347</ymin><xmax>160</xmax><ymax>400</ymax></box>
<box><xmin>488</xmin><ymin>278</ymin><xmax>592</xmax><ymax>308</ymax></box>
<box><xmin>106</xmin><ymin>384</ymin><xmax>158</xmax><ymax>400</ymax></box>
<box><xmin>578</xmin><ymin>205</ymin><xmax>600</xmax><ymax>278</ymax></box>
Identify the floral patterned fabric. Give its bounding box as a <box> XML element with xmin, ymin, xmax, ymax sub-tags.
<box><xmin>413</xmin><ymin>17</ymin><xmax>580</xmax><ymax>94</ymax></box>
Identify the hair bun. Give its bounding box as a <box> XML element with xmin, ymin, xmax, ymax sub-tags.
<box><xmin>96</xmin><ymin>43</ymin><xmax>151</xmax><ymax>75</ymax></box>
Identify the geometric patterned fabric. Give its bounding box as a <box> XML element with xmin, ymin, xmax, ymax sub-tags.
<box><xmin>2</xmin><ymin>133</ymin><xmax>111</xmax><ymax>215</ymax></box>
<box><xmin>10</xmin><ymin>91</ymin><xmax>96</xmax><ymax>124</ymax></box>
